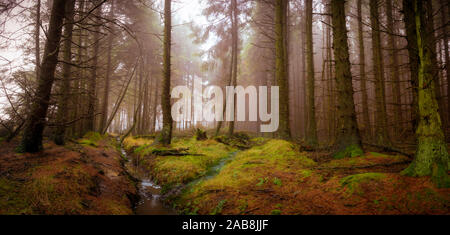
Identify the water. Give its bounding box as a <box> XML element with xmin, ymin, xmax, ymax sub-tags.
<box><xmin>188</xmin><ymin>151</ymin><xmax>238</xmax><ymax>187</ymax></box>
<box><xmin>117</xmin><ymin>137</ymin><xmax>177</xmax><ymax>215</ymax></box>
<box><xmin>134</xmin><ymin>179</ymin><xmax>177</xmax><ymax>215</ymax></box>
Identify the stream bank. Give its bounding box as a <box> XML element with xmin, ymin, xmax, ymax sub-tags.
<box><xmin>118</xmin><ymin>137</ymin><xmax>239</xmax><ymax>215</ymax></box>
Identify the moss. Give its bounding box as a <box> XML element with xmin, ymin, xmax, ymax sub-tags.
<box><xmin>271</xmin><ymin>209</ymin><xmax>282</xmax><ymax>215</ymax></box>
<box><xmin>333</xmin><ymin>144</ymin><xmax>364</xmax><ymax>159</ymax></box>
<box><xmin>401</xmin><ymin>138</ymin><xmax>449</xmax><ymax>188</ymax></box>
<box><xmin>210</xmin><ymin>199</ymin><xmax>227</xmax><ymax>215</ymax></box>
<box><xmin>137</xmin><ymin>138</ymin><xmax>236</xmax><ymax>188</ymax></box>
<box><xmin>78</xmin><ymin>132</ymin><xmax>107</xmax><ymax>147</ymax></box>
<box><xmin>340</xmin><ymin>173</ymin><xmax>386</xmax><ymax>195</ymax></box>
<box><xmin>79</xmin><ymin>139</ymin><xmax>98</xmax><ymax>147</ymax></box>
<box><xmin>0</xmin><ymin>178</ymin><xmax>32</xmax><ymax>214</ymax></box>
<box><xmin>273</xmin><ymin>177</ymin><xmax>282</xmax><ymax>186</ymax></box>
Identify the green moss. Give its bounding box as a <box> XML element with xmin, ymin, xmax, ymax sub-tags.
<box><xmin>256</xmin><ymin>178</ymin><xmax>267</xmax><ymax>186</ymax></box>
<box><xmin>273</xmin><ymin>177</ymin><xmax>282</xmax><ymax>186</ymax></box>
<box><xmin>210</xmin><ymin>199</ymin><xmax>227</xmax><ymax>215</ymax></box>
<box><xmin>137</xmin><ymin>138</ymin><xmax>236</xmax><ymax>188</ymax></box>
<box><xmin>340</xmin><ymin>173</ymin><xmax>386</xmax><ymax>195</ymax></box>
<box><xmin>0</xmin><ymin>178</ymin><xmax>31</xmax><ymax>214</ymax></box>
<box><xmin>271</xmin><ymin>209</ymin><xmax>282</xmax><ymax>215</ymax></box>
<box><xmin>78</xmin><ymin>132</ymin><xmax>107</xmax><ymax>147</ymax></box>
<box><xmin>79</xmin><ymin>139</ymin><xmax>98</xmax><ymax>147</ymax></box>
<box><xmin>334</xmin><ymin>144</ymin><xmax>364</xmax><ymax>159</ymax></box>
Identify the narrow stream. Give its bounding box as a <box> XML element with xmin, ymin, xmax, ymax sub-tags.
<box><xmin>118</xmin><ymin>138</ymin><xmax>177</xmax><ymax>215</ymax></box>
<box><xmin>118</xmin><ymin>138</ymin><xmax>238</xmax><ymax>215</ymax></box>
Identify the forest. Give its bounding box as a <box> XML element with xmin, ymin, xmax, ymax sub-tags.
<box><xmin>0</xmin><ymin>0</ymin><xmax>448</xmax><ymax>215</ymax></box>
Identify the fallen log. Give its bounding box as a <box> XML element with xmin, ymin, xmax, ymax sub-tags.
<box><xmin>362</xmin><ymin>142</ymin><xmax>414</xmax><ymax>159</ymax></box>
<box><xmin>315</xmin><ymin>160</ymin><xmax>412</xmax><ymax>170</ymax></box>
<box><xmin>151</xmin><ymin>148</ymin><xmax>205</xmax><ymax>156</ymax></box>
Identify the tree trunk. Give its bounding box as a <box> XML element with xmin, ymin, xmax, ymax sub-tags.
<box><xmin>357</xmin><ymin>0</ymin><xmax>371</xmax><ymax>139</ymax></box>
<box><xmin>403</xmin><ymin>0</ymin><xmax>420</xmax><ymax>133</ymax></box>
<box><xmin>331</xmin><ymin>0</ymin><xmax>363</xmax><ymax>157</ymax></box>
<box><xmin>228</xmin><ymin>0</ymin><xmax>239</xmax><ymax>137</ymax></box>
<box><xmin>425</xmin><ymin>0</ymin><xmax>447</xmax><ymax>133</ymax></box>
<box><xmin>53</xmin><ymin>0</ymin><xmax>76</xmax><ymax>145</ymax></box>
<box><xmin>20</xmin><ymin>0</ymin><xmax>68</xmax><ymax>153</ymax></box>
<box><xmin>274</xmin><ymin>0</ymin><xmax>291</xmax><ymax>140</ymax></box>
<box><xmin>370</xmin><ymin>0</ymin><xmax>391</xmax><ymax>146</ymax></box>
<box><xmin>402</xmin><ymin>0</ymin><xmax>449</xmax><ymax>188</ymax></box>
<box><xmin>100</xmin><ymin>0</ymin><xmax>115</xmax><ymax>133</ymax></box>
<box><xmin>35</xmin><ymin>0</ymin><xmax>41</xmax><ymax>79</ymax></box>
<box><xmin>159</xmin><ymin>0</ymin><xmax>173</xmax><ymax>145</ymax></box>
<box><xmin>86</xmin><ymin>3</ymin><xmax>102</xmax><ymax>133</ymax></box>
<box><xmin>386</xmin><ymin>0</ymin><xmax>402</xmax><ymax>134</ymax></box>
<box><xmin>305</xmin><ymin>0</ymin><xmax>317</xmax><ymax>145</ymax></box>
<box><xmin>440</xmin><ymin>0</ymin><xmax>450</xmax><ymax>127</ymax></box>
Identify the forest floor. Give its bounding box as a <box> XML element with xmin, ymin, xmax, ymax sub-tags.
<box><xmin>0</xmin><ymin>132</ymin><xmax>449</xmax><ymax>215</ymax></box>
<box><xmin>124</xmin><ymin>134</ymin><xmax>450</xmax><ymax>215</ymax></box>
<box><xmin>0</xmin><ymin>133</ymin><xmax>138</xmax><ymax>215</ymax></box>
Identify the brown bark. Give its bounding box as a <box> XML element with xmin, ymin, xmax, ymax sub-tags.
<box><xmin>159</xmin><ymin>0</ymin><xmax>173</xmax><ymax>145</ymax></box>
<box><xmin>331</xmin><ymin>0</ymin><xmax>363</xmax><ymax>155</ymax></box>
<box><xmin>20</xmin><ymin>0</ymin><xmax>68</xmax><ymax>152</ymax></box>
<box><xmin>53</xmin><ymin>0</ymin><xmax>76</xmax><ymax>145</ymax></box>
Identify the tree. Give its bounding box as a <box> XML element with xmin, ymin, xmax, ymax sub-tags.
<box><xmin>386</xmin><ymin>0</ymin><xmax>402</xmax><ymax>135</ymax></box>
<box><xmin>34</xmin><ymin>0</ymin><xmax>41</xmax><ymax>79</ymax></box>
<box><xmin>20</xmin><ymin>0</ymin><xmax>70</xmax><ymax>152</ymax></box>
<box><xmin>440</xmin><ymin>0</ymin><xmax>450</xmax><ymax>126</ymax></box>
<box><xmin>357</xmin><ymin>0</ymin><xmax>371</xmax><ymax>139</ymax></box>
<box><xmin>86</xmin><ymin>2</ymin><xmax>102</xmax><ymax>133</ymax></box>
<box><xmin>275</xmin><ymin>0</ymin><xmax>291</xmax><ymax>140</ymax></box>
<box><xmin>369</xmin><ymin>0</ymin><xmax>390</xmax><ymax>146</ymax></box>
<box><xmin>330</xmin><ymin>0</ymin><xmax>363</xmax><ymax>157</ymax></box>
<box><xmin>159</xmin><ymin>0</ymin><xmax>173</xmax><ymax>145</ymax></box>
<box><xmin>53</xmin><ymin>0</ymin><xmax>76</xmax><ymax>145</ymax></box>
<box><xmin>305</xmin><ymin>0</ymin><xmax>317</xmax><ymax>145</ymax></box>
<box><xmin>227</xmin><ymin>0</ymin><xmax>239</xmax><ymax>137</ymax></box>
<box><xmin>100</xmin><ymin>0</ymin><xmax>115</xmax><ymax>134</ymax></box>
<box><xmin>403</xmin><ymin>0</ymin><xmax>420</xmax><ymax>132</ymax></box>
<box><xmin>402</xmin><ymin>0</ymin><xmax>449</xmax><ymax>188</ymax></box>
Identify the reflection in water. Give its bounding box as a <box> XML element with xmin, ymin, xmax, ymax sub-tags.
<box><xmin>134</xmin><ymin>180</ymin><xmax>177</xmax><ymax>215</ymax></box>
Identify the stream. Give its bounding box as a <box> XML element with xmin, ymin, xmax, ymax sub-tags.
<box><xmin>118</xmin><ymin>139</ymin><xmax>177</xmax><ymax>215</ymax></box>
<box><xmin>118</xmin><ymin>138</ymin><xmax>238</xmax><ymax>215</ymax></box>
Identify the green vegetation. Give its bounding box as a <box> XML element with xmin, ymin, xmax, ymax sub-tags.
<box><xmin>333</xmin><ymin>144</ymin><xmax>364</xmax><ymax>159</ymax></box>
<box><xmin>124</xmin><ymin>137</ymin><xmax>236</xmax><ymax>188</ymax></box>
<box><xmin>340</xmin><ymin>173</ymin><xmax>387</xmax><ymax>195</ymax></box>
<box><xmin>78</xmin><ymin>132</ymin><xmax>107</xmax><ymax>148</ymax></box>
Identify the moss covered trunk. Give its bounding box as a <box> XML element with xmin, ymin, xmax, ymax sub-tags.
<box><xmin>402</xmin><ymin>0</ymin><xmax>449</xmax><ymax>188</ymax></box>
<box><xmin>403</xmin><ymin>0</ymin><xmax>420</xmax><ymax>133</ymax></box>
<box><xmin>330</xmin><ymin>0</ymin><xmax>363</xmax><ymax>158</ymax></box>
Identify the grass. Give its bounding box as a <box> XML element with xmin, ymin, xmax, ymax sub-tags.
<box><xmin>78</xmin><ymin>132</ymin><xmax>107</xmax><ymax>148</ymax></box>
<box><xmin>322</xmin><ymin>152</ymin><xmax>410</xmax><ymax>169</ymax></box>
<box><xmin>176</xmin><ymin>139</ymin><xmax>317</xmax><ymax>214</ymax></box>
<box><xmin>124</xmin><ymin>136</ymin><xmax>236</xmax><ymax>188</ymax></box>
<box><xmin>0</xmin><ymin>134</ymin><xmax>136</xmax><ymax>215</ymax></box>
<box><xmin>340</xmin><ymin>173</ymin><xmax>387</xmax><ymax>196</ymax></box>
